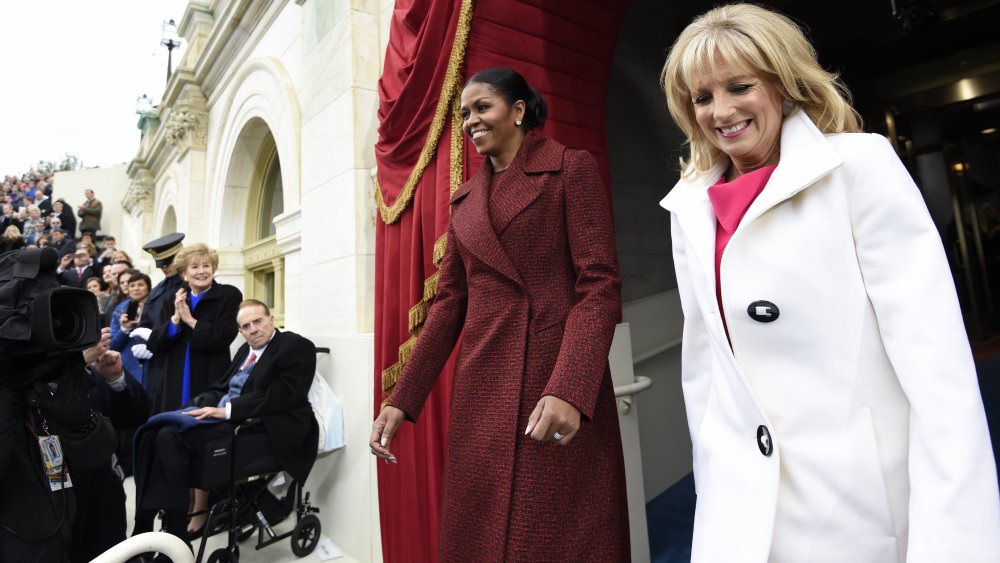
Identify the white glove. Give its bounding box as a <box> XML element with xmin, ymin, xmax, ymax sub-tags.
<box><xmin>130</xmin><ymin>327</ymin><xmax>152</xmax><ymax>341</ymax></box>
<box><xmin>131</xmin><ymin>343</ymin><xmax>153</xmax><ymax>360</ymax></box>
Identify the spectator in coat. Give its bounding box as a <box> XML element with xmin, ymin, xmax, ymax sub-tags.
<box><xmin>46</xmin><ymin>228</ymin><xmax>75</xmax><ymax>257</ymax></box>
<box><xmin>33</xmin><ymin>190</ymin><xmax>51</xmax><ymax>217</ymax></box>
<box><xmin>52</xmin><ymin>199</ymin><xmax>76</xmax><ymax>238</ymax></box>
<box><xmin>77</xmin><ymin>189</ymin><xmax>102</xmax><ymax>236</ymax></box>
<box><xmin>133</xmin><ymin>232</ymin><xmax>186</xmax><ymax>411</ymax></box>
<box><xmin>57</xmin><ymin>249</ymin><xmax>98</xmax><ymax>288</ymax></box>
<box><xmin>0</xmin><ymin>226</ymin><xmax>24</xmax><ymax>253</ymax></box>
<box><xmin>146</xmin><ymin>243</ymin><xmax>242</xmax><ymax>413</ymax></box>
<box><xmin>112</xmin><ymin>270</ymin><xmax>152</xmax><ymax>388</ymax></box>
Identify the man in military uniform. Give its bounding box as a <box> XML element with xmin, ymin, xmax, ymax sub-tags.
<box><xmin>130</xmin><ymin>232</ymin><xmax>185</xmax><ymax>412</ymax></box>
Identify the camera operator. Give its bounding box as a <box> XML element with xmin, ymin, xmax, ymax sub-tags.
<box><xmin>71</xmin><ymin>328</ymin><xmax>152</xmax><ymax>562</ymax></box>
<box><xmin>0</xmin><ymin>246</ymin><xmax>144</xmax><ymax>562</ymax></box>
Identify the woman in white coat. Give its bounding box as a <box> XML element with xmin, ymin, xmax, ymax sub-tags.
<box><xmin>659</xmin><ymin>4</ymin><xmax>1000</xmax><ymax>562</ymax></box>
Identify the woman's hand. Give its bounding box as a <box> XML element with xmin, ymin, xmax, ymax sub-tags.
<box><xmin>525</xmin><ymin>395</ymin><xmax>580</xmax><ymax>445</ymax></box>
<box><xmin>370</xmin><ymin>405</ymin><xmax>405</xmax><ymax>463</ymax></box>
<box><xmin>173</xmin><ymin>288</ymin><xmax>196</xmax><ymax>328</ymax></box>
<box><xmin>119</xmin><ymin>313</ymin><xmax>138</xmax><ymax>332</ymax></box>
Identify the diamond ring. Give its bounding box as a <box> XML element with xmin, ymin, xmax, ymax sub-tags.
<box><xmin>552</xmin><ymin>432</ymin><xmax>564</xmax><ymax>441</ymax></box>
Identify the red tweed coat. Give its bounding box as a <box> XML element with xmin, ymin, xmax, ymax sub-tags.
<box><xmin>388</xmin><ymin>134</ymin><xmax>630</xmax><ymax>561</ymax></box>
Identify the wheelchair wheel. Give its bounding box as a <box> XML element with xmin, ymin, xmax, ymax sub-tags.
<box><xmin>290</xmin><ymin>514</ymin><xmax>321</xmax><ymax>557</ymax></box>
<box><xmin>207</xmin><ymin>545</ymin><xmax>239</xmax><ymax>563</ymax></box>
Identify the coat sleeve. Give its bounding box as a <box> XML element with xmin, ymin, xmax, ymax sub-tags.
<box><xmin>146</xmin><ymin>295</ymin><xmax>177</xmax><ymax>354</ymax></box>
<box><xmin>848</xmin><ymin>134</ymin><xmax>1000</xmax><ymax>561</ymax></box>
<box><xmin>386</xmin><ymin>222</ymin><xmax>468</xmax><ymax>421</ymax></box>
<box><xmin>188</xmin><ymin>285</ymin><xmax>241</xmax><ymax>353</ymax></box>
<box><xmin>542</xmin><ymin>149</ymin><xmax>622</xmax><ymax>419</ymax></box>
<box><xmin>109</xmin><ymin>300</ymin><xmax>130</xmax><ymax>352</ymax></box>
<box><xmin>230</xmin><ymin>334</ymin><xmax>316</xmax><ymax>421</ymax></box>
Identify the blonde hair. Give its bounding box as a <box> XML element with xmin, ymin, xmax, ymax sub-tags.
<box><xmin>2</xmin><ymin>225</ymin><xmax>21</xmax><ymax>240</ymax></box>
<box><xmin>661</xmin><ymin>3</ymin><xmax>862</xmax><ymax>176</ymax></box>
<box><xmin>174</xmin><ymin>243</ymin><xmax>219</xmax><ymax>273</ymax></box>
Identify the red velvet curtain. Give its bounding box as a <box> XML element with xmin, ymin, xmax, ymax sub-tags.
<box><xmin>375</xmin><ymin>1</ymin><xmax>631</xmax><ymax>560</ymax></box>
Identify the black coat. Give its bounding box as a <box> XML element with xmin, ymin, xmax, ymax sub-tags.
<box><xmin>138</xmin><ymin>274</ymin><xmax>185</xmax><ymax>404</ymax></box>
<box><xmin>147</xmin><ymin>281</ymin><xmax>241</xmax><ymax>413</ymax></box>
<box><xmin>71</xmin><ymin>366</ymin><xmax>151</xmax><ymax>563</ymax></box>
<box><xmin>192</xmin><ymin>330</ymin><xmax>319</xmax><ymax>483</ymax></box>
<box><xmin>56</xmin><ymin>208</ymin><xmax>76</xmax><ymax>240</ymax></box>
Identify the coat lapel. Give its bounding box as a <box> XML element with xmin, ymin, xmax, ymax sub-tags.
<box><xmin>451</xmin><ymin>164</ymin><xmax>524</xmax><ymax>286</ymax></box>
<box><xmin>490</xmin><ymin>136</ymin><xmax>562</xmax><ymax>235</ymax></box>
<box><xmin>244</xmin><ymin>330</ymin><xmax>282</xmax><ymax>389</ymax></box>
<box><xmin>739</xmin><ymin>110</ymin><xmax>842</xmax><ymax>228</ymax></box>
<box><xmin>660</xmin><ymin>162</ymin><xmax>726</xmax><ymax>299</ymax></box>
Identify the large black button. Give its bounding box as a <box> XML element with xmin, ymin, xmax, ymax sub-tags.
<box><xmin>757</xmin><ymin>425</ymin><xmax>773</xmax><ymax>456</ymax></box>
<box><xmin>748</xmin><ymin>300</ymin><xmax>779</xmax><ymax>323</ymax></box>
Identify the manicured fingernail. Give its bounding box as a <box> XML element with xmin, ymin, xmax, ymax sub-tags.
<box><xmin>381</xmin><ymin>437</ymin><xmax>388</xmax><ymax>447</ymax></box>
<box><xmin>524</xmin><ymin>424</ymin><xmax>532</xmax><ymax>435</ymax></box>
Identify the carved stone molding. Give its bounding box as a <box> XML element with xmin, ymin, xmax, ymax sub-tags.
<box><xmin>164</xmin><ymin>109</ymin><xmax>208</xmax><ymax>147</ymax></box>
<box><xmin>122</xmin><ymin>178</ymin><xmax>154</xmax><ymax>215</ymax></box>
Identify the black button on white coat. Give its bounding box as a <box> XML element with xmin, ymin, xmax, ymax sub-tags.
<box><xmin>748</xmin><ymin>300</ymin><xmax>779</xmax><ymax>323</ymax></box>
<box><xmin>757</xmin><ymin>425</ymin><xmax>773</xmax><ymax>456</ymax></box>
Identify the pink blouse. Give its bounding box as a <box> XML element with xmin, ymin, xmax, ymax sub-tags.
<box><xmin>707</xmin><ymin>164</ymin><xmax>777</xmax><ymax>335</ymax></box>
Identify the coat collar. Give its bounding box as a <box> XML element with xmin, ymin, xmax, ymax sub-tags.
<box><xmin>450</xmin><ymin>134</ymin><xmax>566</xmax><ymax>286</ymax></box>
<box><xmin>659</xmin><ymin>110</ymin><xmax>843</xmax><ymax>293</ymax></box>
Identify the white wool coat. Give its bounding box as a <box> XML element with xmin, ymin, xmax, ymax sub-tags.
<box><xmin>660</xmin><ymin>109</ymin><xmax>1000</xmax><ymax>563</ymax></box>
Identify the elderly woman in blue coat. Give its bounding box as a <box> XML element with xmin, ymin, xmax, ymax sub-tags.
<box><xmin>659</xmin><ymin>4</ymin><xmax>1000</xmax><ymax>562</ymax></box>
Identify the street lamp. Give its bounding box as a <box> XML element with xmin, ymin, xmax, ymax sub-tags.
<box><xmin>135</xmin><ymin>94</ymin><xmax>154</xmax><ymax>115</ymax></box>
<box><xmin>160</xmin><ymin>19</ymin><xmax>181</xmax><ymax>82</ymax></box>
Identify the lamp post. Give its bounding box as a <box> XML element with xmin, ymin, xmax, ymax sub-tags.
<box><xmin>135</xmin><ymin>94</ymin><xmax>154</xmax><ymax>115</ymax></box>
<box><xmin>160</xmin><ymin>19</ymin><xmax>181</xmax><ymax>82</ymax></box>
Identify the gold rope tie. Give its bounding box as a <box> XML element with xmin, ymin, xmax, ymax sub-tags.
<box><xmin>374</xmin><ymin>0</ymin><xmax>474</xmax><ymax>225</ymax></box>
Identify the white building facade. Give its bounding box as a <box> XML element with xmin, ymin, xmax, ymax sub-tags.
<box><xmin>124</xmin><ymin>1</ymin><xmax>393</xmax><ymax>559</ymax></box>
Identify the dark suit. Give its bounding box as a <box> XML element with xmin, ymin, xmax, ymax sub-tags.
<box><xmin>58</xmin><ymin>265</ymin><xmax>97</xmax><ymax>288</ymax></box>
<box><xmin>192</xmin><ymin>329</ymin><xmax>319</xmax><ymax>483</ymax></box>
<box><xmin>46</xmin><ymin>237</ymin><xmax>75</xmax><ymax>257</ymax></box>
<box><xmin>132</xmin><ymin>329</ymin><xmax>318</xmax><ymax>540</ymax></box>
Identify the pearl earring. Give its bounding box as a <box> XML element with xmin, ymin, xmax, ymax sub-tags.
<box><xmin>515</xmin><ymin>120</ymin><xmax>522</xmax><ymax>126</ymax></box>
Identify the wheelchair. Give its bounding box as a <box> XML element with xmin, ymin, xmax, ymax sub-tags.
<box><xmin>186</xmin><ymin>417</ymin><xmax>321</xmax><ymax>563</ymax></box>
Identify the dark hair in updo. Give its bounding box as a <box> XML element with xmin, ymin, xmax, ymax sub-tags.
<box><xmin>466</xmin><ymin>67</ymin><xmax>548</xmax><ymax>131</ymax></box>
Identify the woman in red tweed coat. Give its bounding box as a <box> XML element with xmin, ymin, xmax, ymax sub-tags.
<box><xmin>371</xmin><ymin>67</ymin><xmax>629</xmax><ymax>561</ymax></box>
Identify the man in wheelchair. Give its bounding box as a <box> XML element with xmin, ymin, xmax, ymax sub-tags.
<box><xmin>132</xmin><ymin>299</ymin><xmax>319</xmax><ymax>547</ymax></box>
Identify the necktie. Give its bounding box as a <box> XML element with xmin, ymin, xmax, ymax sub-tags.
<box><xmin>243</xmin><ymin>352</ymin><xmax>257</xmax><ymax>370</ymax></box>
<box><xmin>76</xmin><ymin>268</ymin><xmax>83</xmax><ymax>281</ymax></box>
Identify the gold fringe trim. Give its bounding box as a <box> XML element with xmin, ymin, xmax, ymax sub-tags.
<box><xmin>380</xmin><ymin>0</ymin><xmax>472</xmax><ymax>397</ymax></box>
<box><xmin>374</xmin><ymin>0</ymin><xmax>474</xmax><ymax>226</ymax></box>
<box><xmin>432</xmin><ymin>235</ymin><xmax>449</xmax><ymax>268</ymax></box>
<box><xmin>450</xmin><ymin>93</ymin><xmax>464</xmax><ymax>196</ymax></box>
